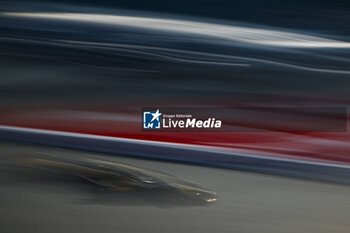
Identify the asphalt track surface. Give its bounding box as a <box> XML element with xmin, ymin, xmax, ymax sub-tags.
<box><xmin>0</xmin><ymin>142</ymin><xmax>350</xmax><ymax>233</ymax></box>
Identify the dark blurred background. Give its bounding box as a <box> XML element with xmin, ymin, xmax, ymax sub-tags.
<box><xmin>9</xmin><ymin>0</ymin><xmax>350</xmax><ymax>34</ymax></box>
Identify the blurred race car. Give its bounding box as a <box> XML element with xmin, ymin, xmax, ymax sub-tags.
<box><xmin>21</xmin><ymin>152</ymin><xmax>217</xmax><ymax>203</ymax></box>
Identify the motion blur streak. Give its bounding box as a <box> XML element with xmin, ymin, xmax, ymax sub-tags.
<box><xmin>3</xmin><ymin>12</ymin><xmax>350</xmax><ymax>48</ymax></box>
<box><xmin>1</xmin><ymin>1</ymin><xmax>350</xmax><ymax>233</ymax></box>
<box><xmin>1</xmin><ymin>3</ymin><xmax>350</xmax><ymax>166</ymax></box>
<box><xmin>1</xmin><ymin>142</ymin><xmax>350</xmax><ymax>233</ymax></box>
